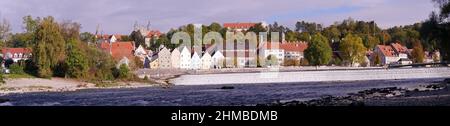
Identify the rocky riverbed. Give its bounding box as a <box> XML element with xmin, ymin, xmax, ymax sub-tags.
<box><xmin>259</xmin><ymin>79</ymin><xmax>450</xmax><ymax>106</ymax></box>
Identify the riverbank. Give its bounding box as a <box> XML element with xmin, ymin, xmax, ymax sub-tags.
<box><xmin>0</xmin><ymin>77</ymin><xmax>158</xmax><ymax>95</ymax></box>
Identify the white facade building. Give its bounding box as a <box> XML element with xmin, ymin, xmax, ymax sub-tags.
<box><xmin>180</xmin><ymin>46</ymin><xmax>191</xmax><ymax>69</ymax></box>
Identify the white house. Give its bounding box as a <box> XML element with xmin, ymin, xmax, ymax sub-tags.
<box><xmin>180</xmin><ymin>46</ymin><xmax>191</xmax><ymax>69</ymax></box>
<box><xmin>1</xmin><ymin>48</ymin><xmax>33</xmax><ymax>62</ymax></box>
<box><xmin>191</xmin><ymin>51</ymin><xmax>201</xmax><ymax>70</ymax></box>
<box><xmin>374</xmin><ymin>45</ymin><xmax>399</xmax><ymax>65</ymax></box>
<box><xmin>171</xmin><ymin>48</ymin><xmax>181</xmax><ymax>68</ymax></box>
<box><xmin>134</xmin><ymin>45</ymin><xmax>147</xmax><ymax>62</ymax></box>
<box><xmin>201</xmin><ymin>52</ymin><xmax>212</xmax><ymax>69</ymax></box>
<box><xmin>211</xmin><ymin>51</ymin><xmax>225</xmax><ymax>69</ymax></box>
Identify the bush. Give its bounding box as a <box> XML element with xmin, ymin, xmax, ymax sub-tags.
<box><xmin>300</xmin><ymin>58</ymin><xmax>309</xmax><ymax>66</ymax></box>
<box><xmin>0</xmin><ymin>69</ymin><xmax>5</xmax><ymax>84</ymax></box>
<box><xmin>9</xmin><ymin>63</ymin><xmax>24</xmax><ymax>74</ymax></box>
<box><xmin>284</xmin><ymin>59</ymin><xmax>300</xmax><ymax>66</ymax></box>
<box><xmin>113</xmin><ymin>64</ymin><xmax>130</xmax><ymax>79</ymax></box>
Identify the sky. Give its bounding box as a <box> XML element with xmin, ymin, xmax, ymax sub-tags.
<box><xmin>0</xmin><ymin>0</ymin><xmax>438</xmax><ymax>34</ymax></box>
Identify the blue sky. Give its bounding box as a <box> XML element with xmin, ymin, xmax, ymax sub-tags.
<box><xmin>0</xmin><ymin>0</ymin><xmax>437</xmax><ymax>34</ymax></box>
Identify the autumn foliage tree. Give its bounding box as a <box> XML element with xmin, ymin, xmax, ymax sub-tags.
<box><xmin>33</xmin><ymin>16</ymin><xmax>66</xmax><ymax>78</ymax></box>
<box><xmin>339</xmin><ymin>34</ymin><xmax>367</xmax><ymax>66</ymax></box>
<box><xmin>411</xmin><ymin>40</ymin><xmax>425</xmax><ymax>63</ymax></box>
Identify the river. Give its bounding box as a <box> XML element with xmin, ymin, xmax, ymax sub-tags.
<box><xmin>0</xmin><ymin>78</ymin><xmax>444</xmax><ymax>106</ymax></box>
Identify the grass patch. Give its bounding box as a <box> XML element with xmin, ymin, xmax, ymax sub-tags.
<box><xmin>26</xmin><ymin>85</ymin><xmax>52</xmax><ymax>89</ymax></box>
<box><xmin>4</xmin><ymin>73</ymin><xmax>36</xmax><ymax>79</ymax></box>
<box><xmin>93</xmin><ymin>81</ymin><xmax>123</xmax><ymax>88</ymax></box>
<box><xmin>0</xmin><ymin>87</ymin><xmax>19</xmax><ymax>91</ymax></box>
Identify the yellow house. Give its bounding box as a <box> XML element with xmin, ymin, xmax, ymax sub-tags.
<box><xmin>149</xmin><ymin>55</ymin><xmax>159</xmax><ymax>69</ymax></box>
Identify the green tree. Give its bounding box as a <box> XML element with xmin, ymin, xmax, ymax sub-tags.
<box><xmin>322</xmin><ymin>25</ymin><xmax>341</xmax><ymax>43</ymax></box>
<box><xmin>208</xmin><ymin>22</ymin><xmax>222</xmax><ymax>32</ymax></box>
<box><xmin>33</xmin><ymin>16</ymin><xmax>66</xmax><ymax>78</ymax></box>
<box><xmin>116</xmin><ymin>64</ymin><xmax>130</xmax><ymax>79</ymax></box>
<box><xmin>65</xmin><ymin>39</ymin><xmax>89</xmax><ymax>78</ymax></box>
<box><xmin>9</xmin><ymin>63</ymin><xmax>24</xmax><ymax>74</ymax></box>
<box><xmin>362</xmin><ymin>35</ymin><xmax>380</xmax><ymax>50</ymax></box>
<box><xmin>0</xmin><ymin>69</ymin><xmax>4</xmax><ymax>84</ymax></box>
<box><xmin>285</xmin><ymin>30</ymin><xmax>298</xmax><ymax>42</ymax></box>
<box><xmin>373</xmin><ymin>53</ymin><xmax>381</xmax><ymax>66</ymax></box>
<box><xmin>340</xmin><ymin>34</ymin><xmax>367</xmax><ymax>66</ymax></box>
<box><xmin>304</xmin><ymin>33</ymin><xmax>332</xmax><ymax>66</ymax></box>
<box><xmin>295</xmin><ymin>21</ymin><xmax>322</xmax><ymax>34</ymax></box>
<box><xmin>80</xmin><ymin>32</ymin><xmax>94</xmax><ymax>43</ymax></box>
<box><xmin>411</xmin><ymin>40</ymin><xmax>425</xmax><ymax>63</ymax></box>
<box><xmin>297</xmin><ymin>32</ymin><xmax>311</xmax><ymax>41</ymax></box>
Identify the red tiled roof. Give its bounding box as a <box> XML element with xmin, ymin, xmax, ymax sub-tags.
<box><xmin>96</xmin><ymin>34</ymin><xmax>125</xmax><ymax>41</ymax></box>
<box><xmin>223</xmin><ymin>23</ymin><xmax>256</xmax><ymax>29</ymax></box>
<box><xmin>1</xmin><ymin>48</ymin><xmax>32</xmax><ymax>55</ymax></box>
<box><xmin>99</xmin><ymin>42</ymin><xmax>134</xmax><ymax>60</ymax></box>
<box><xmin>390</xmin><ymin>42</ymin><xmax>408</xmax><ymax>53</ymax></box>
<box><xmin>377</xmin><ymin>45</ymin><xmax>395</xmax><ymax>57</ymax></box>
<box><xmin>280</xmin><ymin>42</ymin><xmax>308</xmax><ymax>52</ymax></box>
<box><xmin>260</xmin><ymin>42</ymin><xmax>281</xmax><ymax>49</ymax></box>
<box><xmin>147</xmin><ymin>30</ymin><xmax>162</xmax><ymax>38</ymax></box>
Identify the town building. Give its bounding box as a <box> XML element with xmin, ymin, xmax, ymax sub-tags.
<box><xmin>374</xmin><ymin>43</ymin><xmax>411</xmax><ymax>65</ymax></box>
<box><xmin>280</xmin><ymin>42</ymin><xmax>308</xmax><ymax>61</ymax></box>
<box><xmin>191</xmin><ymin>51</ymin><xmax>201</xmax><ymax>70</ymax></box>
<box><xmin>201</xmin><ymin>52</ymin><xmax>212</xmax><ymax>69</ymax></box>
<box><xmin>259</xmin><ymin>42</ymin><xmax>285</xmax><ymax>66</ymax></box>
<box><xmin>158</xmin><ymin>46</ymin><xmax>172</xmax><ymax>69</ymax></box>
<box><xmin>1</xmin><ymin>48</ymin><xmax>33</xmax><ymax>62</ymax></box>
<box><xmin>179</xmin><ymin>46</ymin><xmax>191</xmax><ymax>69</ymax></box>
<box><xmin>99</xmin><ymin>41</ymin><xmax>135</xmax><ymax>67</ymax></box>
<box><xmin>171</xmin><ymin>48</ymin><xmax>181</xmax><ymax>68</ymax></box>
<box><xmin>223</xmin><ymin>22</ymin><xmax>268</xmax><ymax>32</ymax></box>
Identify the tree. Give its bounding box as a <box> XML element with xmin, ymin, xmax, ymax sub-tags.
<box><xmin>362</xmin><ymin>35</ymin><xmax>380</xmax><ymax>50</ymax></box>
<box><xmin>0</xmin><ymin>69</ymin><xmax>4</xmax><ymax>84</ymax></box>
<box><xmin>60</xmin><ymin>20</ymin><xmax>81</xmax><ymax>41</ymax></box>
<box><xmin>208</xmin><ymin>22</ymin><xmax>222</xmax><ymax>32</ymax></box>
<box><xmin>297</xmin><ymin>32</ymin><xmax>311</xmax><ymax>41</ymax></box>
<box><xmin>427</xmin><ymin>0</ymin><xmax>450</xmax><ymax>61</ymax></box>
<box><xmin>379</xmin><ymin>31</ymin><xmax>391</xmax><ymax>45</ymax></box>
<box><xmin>304</xmin><ymin>33</ymin><xmax>332</xmax><ymax>66</ymax></box>
<box><xmin>285</xmin><ymin>30</ymin><xmax>298</xmax><ymax>42</ymax></box>
<box><xmin>411</xmin><ymin>40</ymin><xmax>425</xmax><ymax>63</ymax></box>
<box><xmin>65</xmin><ymin>39</ymin><xmax>89</xmax><ymax>78</ymax></box>
<box><xmin>33</xmin><ymin>16</ymin><xmax>66</xmax><ymax>78</ymax></box>
<box><xmin>9</xmin><ymin>63</ymin><xmax>24</xmax><ymax>74</ymax></box>
<box><xmin>373</xmin><ymin>53</ymin><xmax>381</xmax><ymax>66</ymax></box>
<box><xmin>80</xmin><ymin>32</ymin><xmax>94</xmax><ymax>43</ymax></box>
<box><xmin>115</xmin><ymin>64</ymin><xmax>130</xmax><ymax>79</ymax></box>
<box><xmin>130</xmin><ymin>30</ymin><xmax>145</xmax><ymax>48</ymax></box>
<box><xmin>340</xmin><ymin>34</ymin><xmax>367</xmax><ymax>66</ymax></box>
<box><xmin>322</xmin><ymin>25</ymin><xmax>341</xmax><ymax>43</ymax></box>
<box><xmin>247</xmin><ymin>23</ymin><xmax>267</xmax><ymax>42</ymax></box>
<box><xmin>295</xmin><ymin>21</ymin><xmax>322</xmax><ymax>33</ymax></box>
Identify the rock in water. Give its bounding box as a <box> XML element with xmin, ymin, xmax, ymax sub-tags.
<box><xmin>444</xmin><ymin>78</ymin><xmax>450</xmax><ymax>84</ymax></box>
<box><xmin>220</xmin><ymin>86</ymin><xmax>234</xmax><ymax>90</ymax></box>
<box><xmin>0</xmin><ymin>98</ymin><xmax>10</xmax><ymax>103</ymax></box>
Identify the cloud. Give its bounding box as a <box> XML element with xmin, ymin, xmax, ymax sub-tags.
<box><xmin>0</xmin><ymin>0</ymin><xmax>437</xmax><ymax>34</ymax></box>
